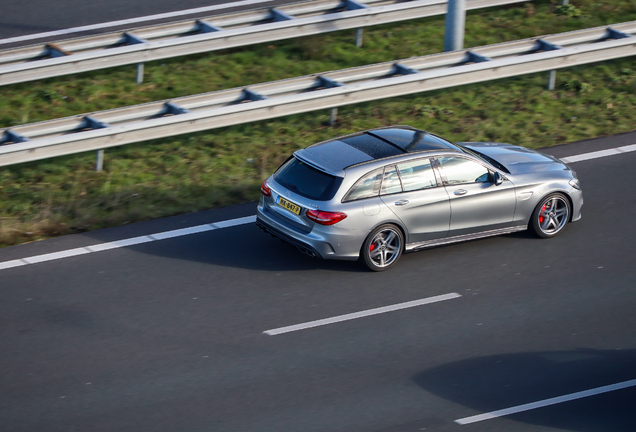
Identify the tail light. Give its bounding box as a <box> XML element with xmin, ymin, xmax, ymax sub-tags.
<box><xmin>306</xmin><ymin>209</ymin><xmax>347</xmax><ymax>225</ymax></box>
<box><xmin>261</xmin><ymin>180</ymin><xmax>271</xmax><ymax>197</ymax></box>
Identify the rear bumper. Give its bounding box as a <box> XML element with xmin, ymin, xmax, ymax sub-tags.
<box><xmin>256</xmin><ymin>217</ymin><xmax>321</xmax><ymax>258</ymax></box>
<box><xmin>256</xmin><ymin>204</ymin><xmax>360</xmax><ymax>261</ymax></box>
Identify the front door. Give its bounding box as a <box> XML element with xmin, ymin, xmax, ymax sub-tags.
<box><xmin>436</xmin><ymin>155</ymin><xmax>516</xmax><ymax>237</ymax></box>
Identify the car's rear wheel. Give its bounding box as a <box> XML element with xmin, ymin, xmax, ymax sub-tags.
<box><xmin>529</xmin><ymin>193</ymin><xmax>570</xmax><ymax>238</ymax></box>
<box><xmin>361</xmin><ymin>224</ymin><xmax>404</xmax><ymax>271</ymax></box>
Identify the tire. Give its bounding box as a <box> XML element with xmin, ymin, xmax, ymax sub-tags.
<box><xmin>360</xmin><ymin>224</ymin><xmax>404</xmax><ymax>272</ymax></box>
<box><xmin>529</xmin><ymin>193</ymin><xmax>571</xmax><ymax>238</ymax></box>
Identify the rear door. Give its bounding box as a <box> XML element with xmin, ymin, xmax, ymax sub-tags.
<box><xmin>379</xmin><ymin>158</ymin><xmax>451</xmax><ymax>243</ymax></box>
<box><xmin>435</xmin><ymin>155</ymin><xmax>516</xmax><ymax>236</ymax></box>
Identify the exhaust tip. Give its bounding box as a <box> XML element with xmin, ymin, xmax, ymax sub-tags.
<box><xmin>296</xmin><ymin>246</ymin><xmax>317</xmax><ymax>258</ymax></box>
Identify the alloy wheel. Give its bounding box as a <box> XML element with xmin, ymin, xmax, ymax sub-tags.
<box><xmin>534</xmin><ymin>195</ymin><xmax>570</xmax><ymax>237</ymax></box>
<box><xmin>366</xmin><ymin>227</ymin><xmax>402</xmax><ymax>269</ymax></box>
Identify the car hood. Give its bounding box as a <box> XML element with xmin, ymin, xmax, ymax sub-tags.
<box><xmin>460</xmin><ymin>142</ymin><xmax>570</xmax><ymax>175</ymax></box>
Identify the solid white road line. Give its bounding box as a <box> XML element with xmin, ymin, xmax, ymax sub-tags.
<box><xmin>455</xmin><ymin>378</ymin><xmax>636</xmax><ymax>425</ymax></box>
<box><xmin>214</xmin><ymin>215</ymin><xmax>258</xmax><ymax>228</ymax></box>
<box><xmin>263</xmin><ymin>293</ymin><xmax>462</xmax><ymax>335</ymax></box>
<box><xmin>0</xmin><ymin>143</ymin><xmax>634</xmax><ymax>271</ymax></box>
<box><xmin>0</xmin><ymin>216</ymin><xmax>255</xmax><ymax>271</ymax></box>
<box><xmin>0</xmin><ymin>0</ymin><xmax>273</xmax><ymax>46</ymax></box>
<box><xmin>560</xmin><ymin>143</ymin><xmax>636</xmax><ymax>163</ymax></box>
<box><xmin>148</xmin><ymin>224</ymin><xmax>217</xmax><ymax>240</ymax></box>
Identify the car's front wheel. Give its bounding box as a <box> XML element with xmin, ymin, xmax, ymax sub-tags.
<box><xmin>529</xmin><ymin>193</ymin><xmax>571</xmax><ymax>238</ymax></box>
<box><xmin>361</xmin><ymin>224</ymin><xmax>404</xmax><ymax>271</ymax></box>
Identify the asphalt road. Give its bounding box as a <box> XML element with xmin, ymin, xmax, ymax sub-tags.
<box><xmin>0</xmin><ymin>0</ymin><xmax>298</xmax><ymax>48</ymax></box>
<box><xmin>1</xmin><ymin>131</ymin><xmax>635</xmax><ymax>432</ymax></box>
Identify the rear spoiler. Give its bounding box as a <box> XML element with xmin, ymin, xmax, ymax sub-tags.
<box><xmin>294</xmin><ymin>149</ymin><xmax>345</xmax><ymax>177</ymax></box>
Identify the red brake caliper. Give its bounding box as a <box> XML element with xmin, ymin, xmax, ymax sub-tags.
<box><xmin>539</xmin><ymin>203</ymin><xmax>547</xmax><ymax>224</ymax></box>
<box><xmin>369</xmin><ymin>243</ymin><xmax>375</xmax><ymax>252</ymax></box>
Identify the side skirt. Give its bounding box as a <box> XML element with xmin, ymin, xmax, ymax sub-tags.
<box><xmin>405</xmin><ymin>226</ymin><xmax>527</xmax><ymax>252</ymax></box>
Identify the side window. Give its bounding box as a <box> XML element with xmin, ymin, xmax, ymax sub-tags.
<box><xmin>438</xmin><ymin>156</ymin><xmax>489</xmax><ymax>185</ymax></box>
<box><xmin>343</xmin><ymin>168</ymin><xmax>383</xmax><ymax>202</ymax></box>
<box><xmin>397</xmin><ymin>159</ymin><xmax>437</xmax><ymax>192</ymax></box>
<box><xmin>381</xmin><ymin>165</ymin><xmax>403</xmax><ymax>195</ymax></box>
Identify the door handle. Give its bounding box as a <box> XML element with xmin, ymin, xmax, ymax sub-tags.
<box><xmin>394</xmin><ymin>200</ymin><xmax>409</xmax><ymax>206</ymax></box>
<box><xmin>454</xmin><ymin>189</ymin><xmax>468</xmax><ymax>196</ymax></box>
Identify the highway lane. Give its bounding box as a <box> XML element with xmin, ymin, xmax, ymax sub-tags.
<box><xmin>1</xmin><ymin>133</ymin><xmax>635</xmax><ymax>431</ymax></box>
<box><xmin>0</xmin><ymin>0</ymin><xmax>297</xmax><ymax>48</ymax></box>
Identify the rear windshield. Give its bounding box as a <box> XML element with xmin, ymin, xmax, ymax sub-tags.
<box><xmin>274</xmin><ymin>157</ymin><xmax>343</xmax><ymax>201</ymax></box>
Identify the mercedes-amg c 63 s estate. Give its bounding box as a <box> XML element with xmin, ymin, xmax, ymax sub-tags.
<box><xmin>256</xmin><ymin>126</ymin><xmax>583</xmax><ymax>271</ymax></box>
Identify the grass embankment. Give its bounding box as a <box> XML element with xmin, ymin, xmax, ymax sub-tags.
<box><xmin>0</xmin><ymin>0</ymin><xmax>635</xmax><ymax>247</ymax></box>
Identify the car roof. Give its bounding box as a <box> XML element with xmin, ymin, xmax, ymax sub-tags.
<box><xmin>296</xmin><ymin>126</ymin><xmax>463</xmax><ymax>173</ymax></box>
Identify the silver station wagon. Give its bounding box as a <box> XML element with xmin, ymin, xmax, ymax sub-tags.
<box><xmin>256</xmin><ymin>126</ymin><xmax>583</xmax><ymax>271</ymax></box>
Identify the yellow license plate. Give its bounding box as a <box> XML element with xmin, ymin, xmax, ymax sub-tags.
<box><xmin>277</xmin><ymin>196</ymin><xmax>302</xmax><ymax>215</ymax></box>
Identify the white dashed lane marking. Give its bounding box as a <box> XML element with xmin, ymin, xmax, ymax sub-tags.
<box><xmin>455</xmin><ymin>378</ymin><xmax>636</xmax><ymax>425</ymax></box>
<box><xmin>263</xmin><ymin>293</ymin><xmax>462</xmax><ymax>335</ymax></box>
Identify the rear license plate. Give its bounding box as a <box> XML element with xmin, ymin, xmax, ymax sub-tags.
<box><xmin>277</xmin><ymin>196</ymin><xmax>301</xmax><ymax>215</ymax></box>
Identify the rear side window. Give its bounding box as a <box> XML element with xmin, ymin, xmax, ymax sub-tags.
<box><xmin>381</xmin><ymin>165</ymin><xmax>402</xmax><ymax>195</ymax></box>
<box><xmin>274</xmin><ymin>157</ymin><xmax>343</xmax><ymax>201</ymax></box>
<box><xmin>343</xmin><ymin>168</ymin><xmax>383</xmax><ymax>202</ymax></box>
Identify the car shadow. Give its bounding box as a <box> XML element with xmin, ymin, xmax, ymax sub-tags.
<box><xmin>413</xmin><ymin>348</ymin><xmax>636</xmax><ymax>431</ymax></box>
<box><xmin>159</xmin><ymin>222</ymin><xmax>370</xmax><ymax>272</ymax></box>
<box><xmin>80</xmin><ymin>219</ymin><xmax>369</xmax><ymax>273</ymax></box>
<box><xmin>77</xmin><ymin>220</ymin><xmax>547</xmax><ymax>273</ymax></box>
<box><xmin>74</xmin><ymin>201</ymin><xmax>568</xmax><ymax>273</ymax></box>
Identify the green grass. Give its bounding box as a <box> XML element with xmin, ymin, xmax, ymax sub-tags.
<box><xmin>0</xmin><ymin>0</ymin><xmax>635</xmax><ymax>247</ymax></box>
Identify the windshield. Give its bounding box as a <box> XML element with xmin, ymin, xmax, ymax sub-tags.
<box><xmin>455</xmin><ymin>143</ymin><xmax>511</xmax><ymax>174</ymax></box>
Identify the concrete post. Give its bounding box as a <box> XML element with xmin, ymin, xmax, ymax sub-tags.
<box><xmin>355</xmin><ymin>28</ymin><xmax>363</xmax><ymax>48</ymax></box>
<box><xmin>548</xmin><ymin>70</ymin><xmax>556</xmax><ymax>91</ymax></box>
<box><xmin>329</xmin><ymin>108</ymin><xmax>338</xmax><ymax>126</ymax></box>
<box><xmin>136</xmin><ymin>62</ymin><xmax>144</xmax><ymax>84</ymax></box>
<box><xmin>95</xmin><ymin>149</ymin><xmax>104</xmax><ymax>171</ymax></box>
<box><xmin>443</xmin><ymin>0</ymin><xmax>466</xmax><ymax>52</ymax></box>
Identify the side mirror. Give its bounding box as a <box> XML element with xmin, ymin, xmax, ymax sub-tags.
<box><xmin>493</xmin><ymin>171</ymin><xmax>504</xmax><ymax>186</ymax></box>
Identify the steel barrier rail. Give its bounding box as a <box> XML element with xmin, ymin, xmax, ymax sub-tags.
<box><xmin>0</xmin><ymin>0</ymin><xmax>527</xmax><ymax>86</ymax></box>
<box><xmin>0</xmin><ymin>21</ymin><xmax>635</xmax><ymax>167</ymax></box>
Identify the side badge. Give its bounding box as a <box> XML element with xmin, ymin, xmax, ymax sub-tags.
<box><xmin>517</xmin><ymin>191</ymin><xmax>533</xmax><ymax>201</ymax></box>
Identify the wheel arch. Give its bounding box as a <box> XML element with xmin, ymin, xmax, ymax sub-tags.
<box><xmin>360</xmin><ymin>220</ymin><xmax>408</xmax><ymax>254</ymax></box>
<box><xmin>528</xmin><ymin>189</ymin><xmax>574</xmax><ymax>225</ymax></box>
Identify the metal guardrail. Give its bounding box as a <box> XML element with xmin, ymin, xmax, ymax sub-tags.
<box><xmin>0</xmin><ymin>0</ymin><xmax>527</xmax><ymax>86</ymax></box>
<box><xmin>1</xmin><ymin>21</ymin><xmax>635</xmax><ymax>167</ymax></box>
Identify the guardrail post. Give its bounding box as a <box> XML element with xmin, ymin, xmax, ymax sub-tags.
<box><xmin>95</xmin><ymin>149</ymin><xmax>104</xmax><ymax>171</ymax></box>
<box><xmin>548</xmin><ymin>70</ymin><xmax>556</xmax><ymax>91</ymax></box>
<box><xmin>355</xmin><ymin>28</ymin><xmax>363</xmax><ymax>47</ymax></box>
<box><xmin>136</xmin><ymin>63</ymin><xmax>144</xmax><ymax>84</ymax></box>
<box><xmin>329</xmin><ymin>108</ymin><xmax>338</xmax><ymax>126</ymax></box>
<box><xmin>443</xmin><ymin>0</ymin><xmax>466</xmax><ymax>51</ymax></box>
<box><xmin>343</xmin><ymin>0</ymin><xmax>367</xmax><ymax>47</ymax></box>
